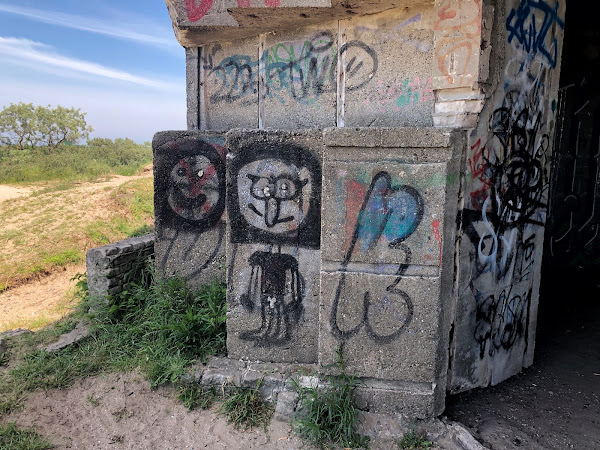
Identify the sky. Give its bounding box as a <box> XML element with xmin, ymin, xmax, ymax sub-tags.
<box><xmin>0</xmin><ymin>0</ymin><xmax>186</xmax><ymax>143</ymax></box>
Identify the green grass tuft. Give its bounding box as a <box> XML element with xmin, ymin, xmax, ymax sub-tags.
<box><xmin>292</xmin><ymin>345</ymin><xmax>369</xmax><ymax>449</ymax></box>
<box><xmin>219</xmin><ymin>380</ymin><xmax>274</xmax><ymax>432</ymax></box>
<box><xmin>398</xmin><ymin>429</ymin><xmax>433</xmax><ymax>449</ymax></box>
<box><xmin>0</xmin><ymin>422</ymin><xmax>53</xmax><ymax>450</ymax></box>
<box><xmin>177</xmin><ymin>384</ymin><xmax>217</xmax><ymax>411</ymax></box>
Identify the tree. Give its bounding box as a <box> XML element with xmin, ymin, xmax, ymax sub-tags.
<box><xmin>0</xmin><ymin>103</ymin><xmax>94</xmax><ymax>153</ymax></box>
<box><xmin>36</xmin><ymin>105</ymin><xmax>93</xmax><ymax>153</ymax></box>
<box><xmin>0</xmin><ymin>102</ymin><xmax>37</xmax><ymax>150</ymax></box>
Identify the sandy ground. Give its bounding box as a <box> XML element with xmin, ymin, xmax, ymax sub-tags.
<box><xmin>3</xmin><ymin>371</ymin><xmax>312</xmax><ymax>450</ymax></box>
<box><xmin>0</xmin><ymin>166</ymin><xmax>152</xmax><ymax>332</ymax></box>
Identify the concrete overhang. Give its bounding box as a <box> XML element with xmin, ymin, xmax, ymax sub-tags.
<box><xmin>165</xmin><ymin>0</ymin><xmax>428</xmax><ymax>46</ymax></box>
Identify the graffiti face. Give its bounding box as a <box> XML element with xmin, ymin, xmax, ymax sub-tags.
<box><xmin>228</xmin><ymin>144</ymin><xmax>321</xmax><ymax>248</ymax></box>
<box><xmin>156</xmin><ymin>140</ymin><xmax>226</xmax><ymax>233</ymax></box>
<box><xmin>168</xmin><ymin>155</ymin><xmax>221</xmax><ymax>222</ymax></box>
<box><xmin>237</xmin><ymin>159</ymin><xmax>312</xmax><ymax>234</ymax></box>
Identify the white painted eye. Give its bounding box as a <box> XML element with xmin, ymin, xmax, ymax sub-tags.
<box><xmin>197</xmin><ymin>169</ymin><xmax>204</xmax><ymax>178</ymax></box>
<box><xmin>263</xmin><ymin>186</ymin><xmax>271</xmax><ymax>197</ymax></box>
<box><xmin>281</xmin><ymin>183</ymin><xmax>288</xmax><ymax>191</ymax></box>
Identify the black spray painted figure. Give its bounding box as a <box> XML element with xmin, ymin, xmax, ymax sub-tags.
<box><xmin>229</xmin><ymin>143</ymin><xmax>321</xmax><ymax>346</ymax></box>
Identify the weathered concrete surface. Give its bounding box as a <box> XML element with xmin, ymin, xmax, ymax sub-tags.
<box><xmin>263</xmin><ymin>22</ymin><xmax>338</xmax><ymax>129</ymax></box>
<box><xmin>202</xmin><ymin>38</ymin><xmax>260</xmax><ymax>130</ymax></box>
<box><xmin>344</xmin><ymin>5</ymin><xmax>435</xmax><ymax>127</ymax></box>
<box><xmin>166</xmin><ymin>0</ymin><xmax>429</xmax><ymax>46</ymax></box>
<box><xmin>226</xmin><ymin>130</ymin><xmax>324</xmax><ymax>363</ymax></box>
<box><xmin>43</xmin><ymin>322</ymin><xmax>91</xmax><ymax>353</ymax></box>
<box><xmin>319</xmin><ymin>127</ymin><xmax>465</xmax><ymax>416</ymax></box>
<box><xmin>448</xmin><ymin>0</ymin><xmax>566</xmax><ymax>390</ymax></box>
<box><xmin>153</xmin><ymin>131</ymin><xmax>227</xmax><ymax>290</ymax></box>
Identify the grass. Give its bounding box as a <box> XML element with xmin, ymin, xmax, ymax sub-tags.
<box><xmin>219</xmin><ymin>380</ymin><xmax>274</xmax><ymax>432</ymax></box>
<box><xmin>398</xmin><ymin>429</ymin><xmax>433</xmax><ymax>449</ymax></box>
<box><xmin>0</xmin><ymin>139</ymin><xmax>152</xmax><ymax>184</ymax></box>
<box><xmin>0</xmin><ymin>264</ymin><xmax>227</xmax><ymax>415</ymax></box>
<box><xmin>0</xmin><ymin>176</ymin><xmax>154</xmax><ymax>293</ymax></box>
<box><xmin>177</xmin><ymin>384</ymin><xmax>217</xmax><ymax>411</ymax></box>
<box><xmin>292</xmin><ymin>345</ymin><xmax>369</xmax><ymax>449</ymax></box>
<box><xmin>0</xmin><ymin>422</ymin><xmax>53</xmax><ymax>450</ymax></box>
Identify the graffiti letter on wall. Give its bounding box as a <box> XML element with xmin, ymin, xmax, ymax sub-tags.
<box><xmin>330</xmin><ymin>172</ymin><xmax>424</xmax><ymax>344</ymax></box>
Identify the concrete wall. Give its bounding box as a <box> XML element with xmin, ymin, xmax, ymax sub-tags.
<box><xmin>153</xmin><ymin>131</ymin><xmax>228</xmax><ymax>290</ymax></box>
<box><xmin>448</xmin><ymin>0</ymin><xmax>566</xmax><ymax>391</ymax></box>
<box><xmin>187</xmin><ymin>4</ymin><xmax>436</xmax><ymax>131</ymax></box>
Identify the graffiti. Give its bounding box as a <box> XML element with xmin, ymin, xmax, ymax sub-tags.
<box><xmin>185</xmin><ymin>0</ymin><xmax>281</xmax><ymax>22</ymax></box>
<box><xmin>434</xmin><ymin>0</ymin><xmax>482</xmax><ymax>86</ymax></box>
<box><xmin>506</xmin><ymin>0</ymin><xmax>565</xmax><ymax>68</ymax></box>
<box><xmin>204</xmin><ymin>33</ymin><xmax>377</xmax><ymax>105</ymax></box>
<box><xmin>473</xmin><ymin>287</ymin><xmax>530</xmax><ymax>358</ymax></box>
<box><xmin>363</xmin><ymin>77</ymin><xmax>433</xmax><ymax>113</ymax></box>
<box><xmin>156</xmin><ymin>139</ymin><xmax>226</xmax><ymax>232</ymax></box>
<box><xmin>154</xmin><ymin>138</ymin><xmax>227</xmax><ymax>280</ymax></box>
<box><xmin>330</xmin><ymin>171</ymin><xmax>423</xmax><ymax>344</ymax></box>
<box><xmin>432</xmin><ymin>219</ymin><xmax>442</xmax><ymax>266</ymax></box>
<box><xmin>229</xmin><ymin>143</ymin><xmax>321</xmax><ymax>345</ymax></box>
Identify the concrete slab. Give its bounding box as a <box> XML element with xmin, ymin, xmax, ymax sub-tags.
<box><xmin>153</xmin><ymin>131</ymin><xmax>228</xmax><ymax>289</ymax></box>
<box><xmin>343</xmin><ymin>6</ymin><xmax>435</xmax><ymax>128</ymax></box>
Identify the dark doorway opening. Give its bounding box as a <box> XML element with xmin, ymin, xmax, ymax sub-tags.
<box><xmin>444</xmin><ymin>5</ymin><xmax>600</xmax><ymax>449</ymax></box>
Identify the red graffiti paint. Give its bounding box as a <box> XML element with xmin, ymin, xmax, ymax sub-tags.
<box><xmin>432</xmin><ymin>219</ymin><xmax>442</xmax><ymax>265</ymax></box>
<box><xmin>264</xmin><ymin>0</ymin><xmax>281</xmax><ymax>7</ymax></box>
<box><xmin>237</xmin><ymin>0</ymin><xmax>251</xmax><ymax>7</ymax></box>
<box><xmin>344</xmin><ymin>179</ymin><xmax>367</xmax><ymax>252</ymax></box>
<box><xmin>185</xmin><ymin>0</ymin><xmax>214</xmax><ymax>22</ymax></box>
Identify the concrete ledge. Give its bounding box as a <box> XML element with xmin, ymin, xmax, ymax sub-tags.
<box><xmin>323</xmin><ymin>127</ymin><xmax>455</xmax><ymax>149</ymax></box>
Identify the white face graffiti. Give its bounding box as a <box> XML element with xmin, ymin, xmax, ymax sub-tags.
<box><xmin>168</xmin><ymin>155</ymin><xmax>221</xmax><ymax>222</ymax></box>
<box><xmin>237</xmin><ymin>158</ymin><xmax>312</xmax><ymax>235</ymax></box>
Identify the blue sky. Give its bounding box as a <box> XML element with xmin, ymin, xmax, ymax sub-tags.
<box><xmin>0</xmin><ymin>0</ymin><xmax>186</xmax><ymax>142</ymax></box>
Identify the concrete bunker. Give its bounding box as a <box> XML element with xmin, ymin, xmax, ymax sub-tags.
<box><xmin>152</xmin><ymin>0</ymin><xmax>590</xmax><ymax>420</ymax></box>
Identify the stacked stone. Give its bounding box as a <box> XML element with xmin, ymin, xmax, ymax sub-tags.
<box><xmin>86</xmin><ymin>234</ymin><xmax>155</xmax><ymax>301</ymax></box>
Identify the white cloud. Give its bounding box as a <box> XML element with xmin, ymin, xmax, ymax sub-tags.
<box><xmin>0</xmin><ymin>2</ymin><xmax>179</xmax><ymax>51</ymax></box>
<box><xmin>0</xmin><ymin>37</ymin><xmax>182</xmax><ymax>92</ymax></box>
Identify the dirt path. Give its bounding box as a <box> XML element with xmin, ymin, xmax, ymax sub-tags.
<box><xmin>0</xmin><ymin>167</ymin><xmax>153</xmax><ymax>332</ymax></box>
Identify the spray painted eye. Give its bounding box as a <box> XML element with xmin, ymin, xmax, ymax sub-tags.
<box><xmin>280</xmin><ymin>183</ymin><xmax>288</xmax><ymax>191</ymax></box>
<box><xmin>197</xmin><ymin>169</ymin><xmax>204</xmax><ymax>178</ymax></box>
<box><xmin>177</xmin><ymin>168</ymin><xmax>186</xmax><ymax>177</ymax></box>
<box><xmin>263</xmin><ymin>186</ymin><xmax>271</xmax><ymax>197</ymax></box>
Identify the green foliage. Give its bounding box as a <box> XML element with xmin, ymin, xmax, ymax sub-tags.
<box><xmin>177</xmin><ymin>384</ymin><xmax>217</xmax><ymax>411</ymax></box>
<box><xmin>398</xmin><ymin>430</ymin><xmax>433</xmax><ymax>449</ymax></box>
<box><xmin>0</xmin><ymin>262</ymin><xmax>227</xmax><ymax>414</ymax></box>
<box><xmin>0</xmin><ymin>102</ymin><xmax>92</xmax><ymax>154</ymax></box>
<box><xmin>292</xmin><ymin>345</ymin><xmax>369</xmax><ymax>449</ymax></box>
<box><xmin>0</xmin><ymin>422</ymin><xmax>53</xmax><ymax>450</ymax></box>
<box><xmin>0</xmin><ymin>138</ymin><xmax>151</xmax><ymax>183</ymax></box>
<box><xmin>219</xmin><ymin>380</ymin><xmax>274</xmax><ymax>432</ymax></box>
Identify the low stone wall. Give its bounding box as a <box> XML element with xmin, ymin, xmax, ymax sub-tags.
<box><xmin>86</xmin><ymin>234</ymin><xmax>155</xmax><ymax>301</ymax></box>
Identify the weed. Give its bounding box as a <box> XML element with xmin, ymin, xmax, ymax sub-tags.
<box><xmin>398</xmin><ymin>429</ymin><xmax>433</xmax><ymax>449</ymax></box>
<box><xmin>0</xmin><ymin>263</ymin><xmax>227</xmax><ymax>415</ymax></box>
<box><xmin>86</xmin><ymin>394</ymin><xmax>100</xmax><ymax>407</ymax></box>
<box><xmin>0</xmin><ymin>352</ymin><xmax>8</xmax><ymax>366</ymax></box>
<box><xmin>111</xmin><ymin>407</ymin><xmax>133</xmax><ymax>422</ymax></box>
<box><xmin>292</xmin><ymin>345</ymin><xmax>369</xmax><ymax>449</ymax></box>
<box><xmin>110</xmin><ymin>435</ymin><xmax>125</xmax><ymax>444</ymax></box>
<box><xmin>0</xmin><ymin>422</ymin><xmax>53</xmax><ymax>449</ymax></box>
<box><xmin>219</xmin><ymin>380</ymin><xmax>274</xmax><ymax>432</ymax></box>
<box><xmin>177</xmin><ymin>384</ymin><xmax>217</xmax><ymax>411</ymax></box>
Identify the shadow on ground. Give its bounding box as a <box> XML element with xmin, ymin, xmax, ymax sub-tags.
<box><xmin>445</xmin><ymin>266</ymin><xmax>600</xmax><ymax>450</ymax></box>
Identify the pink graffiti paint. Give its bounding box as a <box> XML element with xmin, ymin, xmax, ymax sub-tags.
<box><xmin>237</xmin><ymin>0</ymin><xmax>251</xmax><ymax>6</ymax></box>
<box><xmin>432</xmin><ymin>219</ymin><xmax>442</xmax><ymax>265</ymax></box>
<box><xmin>344</xmin><ymin>179</ymin><xmax>367</xmax><ymax>252</ymax></box>
<box><xmin>185</xmin><ymin>0</ymin><xmax>214</xmax><ymax>22</ymax></box>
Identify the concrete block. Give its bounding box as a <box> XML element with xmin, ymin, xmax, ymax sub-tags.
<box><xmin>435</xmin><ymin>87</ymin><xmax>485</xmax><ymax>102</ymax></box>
<box><xmin>202</xmin><ymin>38</ymin><xmax>260</xmax><ymax>130</ymax></box>
<box><xmin>344</xmin><ymin>6</ymin><xmax>435</xmax><ymax>128</ymax></box>
<box><xmin>323</xmin><ymin>127</ymin><xmax>454</xmax><ymax>149</ymax></box>
<box><xmin>433</xmin><ymin>113</ymin><xmax>479</xmax><ymax>129</ymax></box>
<box><xmin>206</xmin><ymin>356</ymin><xmax>247</xmax><ymax>371</ymax></box>
<box><xmin>354</xmin><ymin>384</ymin><xmax>436</xmax><ymax>418</ymax></box>
<box><xmin>44</xmin><ymin>322</ymin><xmax>91</xmax><ymax>353</ymax></box>
<box><xmin>434</xmin><ymin>100</ymin><xmax>484</xmax><ymax>115</ymax></box>
<box><xmin>274</xmin><ymin>390</ymin><xmax>299</xmax><ymax>422</ymax></box>
<box><xmin>263</xmin><ymin>23</ymin><xmax>337</xmax><ymax>129</ymax></box>
<box><xmin>319</xmin><ymin>272</ymin><xmax>441</xmax><ymax>382</ymax></box>
<box><xmin>153</xmin><ymin>131</ymin><xmax>228</xmax><ymax>290</ymax></box>
<box><xmin>321</xmin><ymin>157</ymin><xmax>448</xmax><ymax>267</ymax></box>
<box><xmin>201</xmin><ymin>368</ymin><xmax>243</xmax><ymax>389</ymax></box>
<box><xmin>225</xmin><ymin>130</ymin><xmax>324</xmax><ymax>364</ymax></box>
